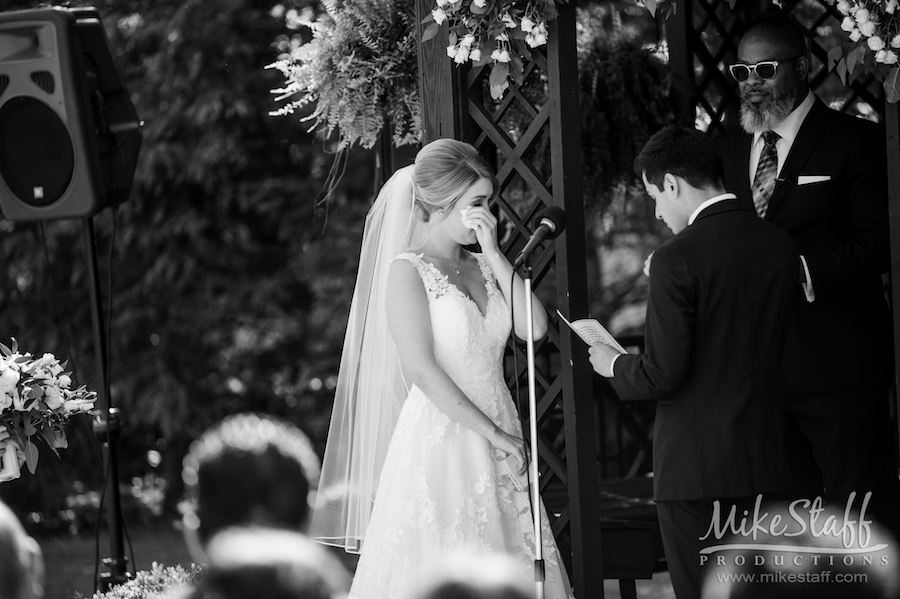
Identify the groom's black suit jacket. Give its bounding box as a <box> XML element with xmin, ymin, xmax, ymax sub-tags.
<box><xmin>611</xmin><ymin>200</ymin><xmax>798</xmax><ymax>501</ymax></box>
<box><xmin>715</xmin><ymin>99</ymin><xmax>893</xmax><ymax>395</ymax></box>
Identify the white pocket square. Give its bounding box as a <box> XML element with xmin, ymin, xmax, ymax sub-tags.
<box><xmin>797</xmin><ymin>175</ymin><xmax>831</xmax><ymax>185</ymax></box>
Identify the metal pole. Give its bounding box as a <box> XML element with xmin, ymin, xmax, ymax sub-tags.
<box><xmin>82</xmin><ymin>216</ymin><xmax>128</xmax><ymax>588</ymax></box>
<box><xmin>523</xmin><ymin>263</ymin><xmax>545</xmax><ymax>599</ymax></box>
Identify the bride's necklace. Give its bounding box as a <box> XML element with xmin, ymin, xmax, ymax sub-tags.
<box><xmin>427</xmin><ymin>248</ymin><xmax>463</xmax><ymax>275</ymax></box>
<box><xmin>434</xmin><ymin>253</ymin><xmax>462</xmax><ymax>275</ymax></box>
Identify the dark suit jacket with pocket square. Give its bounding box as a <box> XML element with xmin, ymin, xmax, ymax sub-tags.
<box><xmin>715</xmin><ymin>99</ymin><xmax>893</xmax><ymax>396</ymax></box>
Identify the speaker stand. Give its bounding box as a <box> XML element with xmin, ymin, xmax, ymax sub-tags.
<box><xmin>82</xmin><ymin>216</ymin><xmax>129</xmax><ymax>589</ymax></box>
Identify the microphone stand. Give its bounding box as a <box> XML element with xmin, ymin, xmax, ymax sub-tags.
<box><xmin>521</xmin><ymin>261</ymin><xmax>545</xmax><ymax>599</ymax></box>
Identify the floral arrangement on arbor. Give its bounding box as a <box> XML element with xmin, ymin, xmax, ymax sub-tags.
<box><xmin>0</xmin><ymin>339</ymin><xmax>96</xmax><ymax>482</ymax></box>
<box><xmin>828</xmin><ymin>0</ymin><xmax>900</xmax><ymax>101</ymax></box>
<box><xmin>267</xmin><ymin>0</ymin><xmax>421</xmax><ymax>150</ymax></box>
<box><xmin>422</xmin><ymin>0</ymin><xmax>567</xmax><ymax>99</ymax></box>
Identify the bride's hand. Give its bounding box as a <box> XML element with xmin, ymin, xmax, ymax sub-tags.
<box><xmin>490</xmin><ymin>428</ymin><xmax>528</xmax><ymax>474</ymax></box>
<box><xmin>464</xmin><ymin>206</ymin><xmax>500</xmax><ymax>255</ymax></box>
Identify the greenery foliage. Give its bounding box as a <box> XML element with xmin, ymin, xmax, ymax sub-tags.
<box><xmin>83</xmin><ymin>563</ymin><xmax>202</xmax><ymax>599</ymax></box>
<box><xmin>268</xmin><ymin>0</ymin><xmax>421</xmax><ymax>150</ymax></box>
<box><xmin>576</xmin><ymin>5</ymin><xmax>687</xmax><ymax>331</ymax></box>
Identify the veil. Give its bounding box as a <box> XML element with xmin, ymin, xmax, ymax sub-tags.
<box><xmin>310</xmin><ymin>164</ymin><xmax>419</xmax><ymax>552</ymax></box>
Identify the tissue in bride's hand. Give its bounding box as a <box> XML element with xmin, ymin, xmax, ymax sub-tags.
<box><xmin>460</xmin><ymin>206</ymin><xmax>477</xmax><ymax>230</ymax></box>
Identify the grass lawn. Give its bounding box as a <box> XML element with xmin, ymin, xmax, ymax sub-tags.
<box><xmin>38</xmin><ymin>522</ymin><xmax>194</xmax><ymax>599</ymax></box>
<box><xmin>37</xmin><ymin>520</ymin><xmax>674</xmax><ymax>599</ymax></box>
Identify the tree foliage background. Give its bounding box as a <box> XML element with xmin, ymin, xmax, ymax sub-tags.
<box><xmin>0</xmin><ymin>0</ymin><xmax>683</xmax><ymax>532</ymax></box>
<box><xmin>0</xmin><ymin>0</ymin><xmax>378</xmax><ymax>529</ymax></box>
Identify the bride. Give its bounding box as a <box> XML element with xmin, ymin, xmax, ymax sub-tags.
<box><xmin>311</xmin><ymin>138</ymin><xmax>574</xmax><ymax>599</ymax></box>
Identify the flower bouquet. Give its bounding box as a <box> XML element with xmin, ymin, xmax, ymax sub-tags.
<box><xmin>0</xmin><ymin>339</ymin><xmax>96</xmax><ymax>482</ymax></box>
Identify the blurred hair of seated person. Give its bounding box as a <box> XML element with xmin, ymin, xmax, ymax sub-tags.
<box><xmin>199</xmin><ymin>527</ymin><xmax>350</xmax><ymax>599</ymax></box>
<box><xmin>0</xmin><ymin>499</ymin><xmax>43</xmax><ymax>599</ymax></box>
<box><xmin>700</xmin><ymin>497</ymin><xmax>900</xmax><ymax>599</ymax></box>
<box><xmin>180</xmin><ymin>413</ymin><xmax>321</xmax><ymax>562</ymax></box>
<box><xmin>407</xmin><ymin>551</ymin><xmax>533</xmax><ymax>599</ymax></box>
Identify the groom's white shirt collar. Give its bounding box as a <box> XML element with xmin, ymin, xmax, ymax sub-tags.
<box><xmin>688</xmin><ymin>193</ymin><xmax>737</xmax><ymax>226</ymax></box>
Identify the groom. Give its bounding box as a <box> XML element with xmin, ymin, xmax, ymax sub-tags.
<box><xmin>588</xmin><ymin>126</ymin><xmax>798</xmax><ymax>599</ymax></box>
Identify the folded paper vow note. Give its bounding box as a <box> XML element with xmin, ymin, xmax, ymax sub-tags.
<box><xmin>557</xmin><ymin>310</ymin><xmax>626</xmax><ymax>353</ymax></box>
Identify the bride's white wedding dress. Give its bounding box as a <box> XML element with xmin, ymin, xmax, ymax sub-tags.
<box><xmin>349</xmin><ymin>252</ymin><xmax>574</xmax><ymax>599</ymax></box>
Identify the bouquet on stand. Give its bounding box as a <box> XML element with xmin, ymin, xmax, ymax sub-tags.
<box><xmin>0</xmin><ymin>339</ymin><xmax>97</xmax><ymax>482</ymax></box>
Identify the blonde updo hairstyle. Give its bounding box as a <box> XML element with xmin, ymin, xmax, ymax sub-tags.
<box><xmin>411</xmin><ymin>139</ymin><xmax>497</xmax><ymax>225</ymax></box>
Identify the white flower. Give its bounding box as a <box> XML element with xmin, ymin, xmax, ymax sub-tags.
<box><xmin>436</xmin><ymin>0</ymin><xmax>451</xmax><ymax>6</ymax></box>
<box><xmin>841</xmin><ymin>16</ymin><xmax>856</xmax><ymax>32</ymax></box>
<box><xmin>472</xmin><ymin>0</ymin><xmax>486</xmax><ymax>7</ymax></box>
<box><xmin>494</xmin><ymin>49</ymin><xmax>510</xmax><ymax>63</ymax></box>
<box><xmin>44</xmin><ymin>386</ymin><xmax>62</xmax><ymax>410</ymax></box>
<box><xmin>12</xmin><ymin>388</ymin><xmax>25</xmax><ymax>412</ymax></box>
<box><xmin>868</xmin><ymin>35</ymin><xmax>885</xmax><ymax>51</ymax></box>
<box><xmin>855</xmin><ymin>8</ymin><xmax>870</xmax><ymax>24</ymax></box>
<box><xmin>447</xmin><ymin>44</ymin><xmax>458</xmax><ymax>58</ymax></box>
<box><xmin>432</xmin><ymin>8</ymin><xmax>447</xmax><ymax>25</ymax></box>
<box><xmin>58</xmin><ymin>374</ymin><xmax>71</xmax><ymax>389</ymax></box>
<box><xmin>455</xmin><ymin>46</ymin><xmax>470</xmax><ymax>63</ymax></box>
<box><xmin>501</xmin><ymin>12</ymin><xmax>516</xmax><ymax>28</ymax></box>
<box><xmin>888</xmin><ymin>0</ymin><xmax>899</xmax><ymax>14</ymax></box>
<box><xmin>892</xmin><ymin>34</ymin><xmax>900</xmax><ymax>48</ymax></box>
<box><xmin>469</xmin><ymin>48</ymin><xmax>482</xmax><ymax>62</ymax></box>
<box><xmin>526</xmin><ymin>32</ymin><xmax>548</xmax><ymax>48</ymax></box>
<box><xmin>0</xmin><ymin>392</ymin><xmax>11</xmax><ymax>411</ymax></box>
<box><xmin>836</xmin><ymin>0</ymin><xmax>852</xmax><ymax>14</ymax></box>
<box><xmin>859</xmin><ymin>20</ymin><xmax>876</xmax><ymax>37</ymax></box>
<box><xmin>461</xmin><ymin>33</ymin><xmax>475</xmax><ymax>48</ymax></box>
<box><xmin>884</xmin><ymin>50</ymin><xmax>899</xmax><ymax>64</ymax></box>
<box><xmin>520</xmin><ymin>17</ymin><xmax>535</xmax><ymax>32</ymax></box>
<box><xmin>850</xmin><ymin>28</ymin><xmax>862</xmax><ymax>42</ymax></box>
<box><xmin>0</xmin><ymin>367</ymin><xmax>19</xmax><ymax>393</ymax></box>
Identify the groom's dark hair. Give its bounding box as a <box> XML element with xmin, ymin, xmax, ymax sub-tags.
<box><xmin>634</xmin><ymin>126</ymin><xmax>724</xmax><ymax>191</ymax></box>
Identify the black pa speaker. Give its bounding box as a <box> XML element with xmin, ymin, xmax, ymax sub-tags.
<box><xmin>0</xmin><ymin>6</ymin><xmax>141</xmax><ymax>222</ymax></box>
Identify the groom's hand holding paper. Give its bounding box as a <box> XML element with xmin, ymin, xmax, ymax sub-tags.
<box><xmin>557</xmin><ymin>310</ymin><xmax>627</xmax><ymax>379</ymax></box>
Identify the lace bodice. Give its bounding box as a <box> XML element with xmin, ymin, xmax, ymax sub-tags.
<box><xmin>393</xmin><ymin>252</ymin><xmax>512</xmax><ymax>416</ymax></box>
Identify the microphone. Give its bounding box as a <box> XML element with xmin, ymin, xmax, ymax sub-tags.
<box><xmin>513</xmin><ymin>206</ymin><xmax>567</xmax><ymax>269</ymax></box>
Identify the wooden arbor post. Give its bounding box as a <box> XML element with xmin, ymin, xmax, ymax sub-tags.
<box><xmin>414</xmin><ymin>1</ymin><xmax>604</xmax><ymax>597</ymax></box>
<box><xmin>887</xmin><ymin>105</ymin><xmax>900</xmax><ymax>447</ymax></box>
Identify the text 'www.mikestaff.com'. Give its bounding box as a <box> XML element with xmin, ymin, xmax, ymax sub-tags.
<box><xmin>713</xmin><ymin>572</ymin><xmax>868</xmax><ymax>584</ymax></box>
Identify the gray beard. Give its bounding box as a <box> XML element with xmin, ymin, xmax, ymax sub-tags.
<box><xmin>739</xmin><ymin>89</ymin><xmax>797</xmax><ymax>134</ymax></box>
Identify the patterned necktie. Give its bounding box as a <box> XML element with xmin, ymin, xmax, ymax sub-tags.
<box><xmin>752</xmin><ymin>131</ymin><xmax>780</xmax><ymax>217</ymax></box>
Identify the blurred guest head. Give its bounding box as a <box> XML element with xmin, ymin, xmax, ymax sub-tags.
<box><xmin>408</xmin><ymin>551</ymin><xmax>532</xmax><ymax>599</ymax></box>
<box><xmin>181</xmin><ymin>413</ymin><xmax>320</xmax><ymax>556</ymax></box>
<box><xmin>200</xmin><ymin>527</ymin><xmax>350</xmax><ymax>599</ymax></box>
<box><xmin>0</xmin><ymin>500</ymin><xmax>43</xmax><ymax>599</ymax></box>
